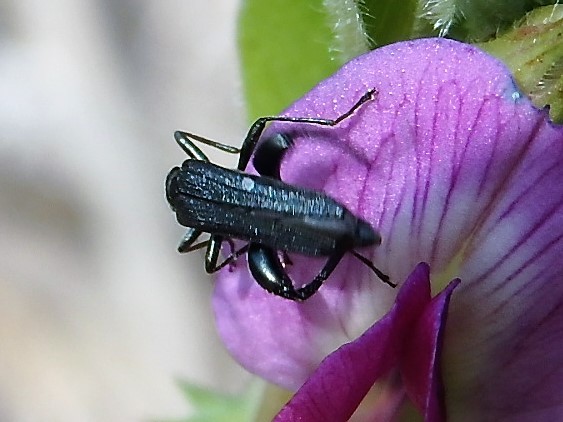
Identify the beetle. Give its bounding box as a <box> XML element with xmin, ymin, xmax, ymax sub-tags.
<box><xmin>165</xmin><ymin>88</ymin><xmax>395</xmax><ymax>300</ymax></box>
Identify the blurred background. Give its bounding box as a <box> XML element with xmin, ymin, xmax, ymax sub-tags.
<box><xmin>0</xmin><ymin>0</ymin><xmax>249</xmax><ymax>420</ymax></box>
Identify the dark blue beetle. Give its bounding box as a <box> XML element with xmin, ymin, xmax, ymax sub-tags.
<box><xmin>165</xmin><ymin>89</ymin><xmax>394</xmax><ymax>300</ymax></box>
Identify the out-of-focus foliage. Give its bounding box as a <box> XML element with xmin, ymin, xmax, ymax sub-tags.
<box><xmin>238</xmin><ymin>0</ymin><xmax>340</xmax><ymax>120</ymax></box>
<box><xmin>172</xmin><ymin>381</ymin><xmax>264</xmax><ymax>422</ymax></box>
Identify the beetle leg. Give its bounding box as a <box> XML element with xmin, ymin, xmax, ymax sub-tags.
<box><xmin>224</xmin><ymin>238</ymin><xmax>238</xmax><ymax>271</ymax></box>
<box><xmin>279</xmin><ymin>250</ymin><xmax>293</xmax><ymax>268</ymax></box>
<box><xmin>247</xmin><ymin>244</ymin><xmax>294</xmax><ymax>298</ymax></box>
<box><xmin>350</xmin><ymin>251</ymin><xmax>396</xmax><ymax>287</ymax></box>
<box><xmin>237</xmin><ymin>88</ymin><xmax>377</xmax><ymax>171</ymax></box>
<box><xmin>175</xmin><ymin>131</ymin><xmax>240</xmax><ymax>160</ymax></box>
<box><xmin>175</xmin><ymin>130</ymin><xmax>241</xmax><ymax>160</ymax></box>
<box><xmin>174</xmin><ymin>131</ymin><xmax>211</xmax><ymax>161</ymax></box>
<box><xmin>248</xmin><ymin>244</ymin><xmax>345</xmax><ymax>301</ymax></box>
<box><xmin>204</xmin><ymin>237</ymin><xmax>250</xmax><ymax>273</ymax></box>
<box><xmin>293</xmin><ymin>250</ymin><xmax>345</xmax><ymax>300</ymax></box>
<box><xmin>177</xmin><ymin>228</ymin><xmax>204</xmax><ymax>253</ymax></box>
<box><xmin>204</xmin><ymin>235</ymin><xmax>223</xmax><ymax>273</ymax></box>
<box><xmin>215</xmin><ymin>244</ymin><xmax>250</xmax><ymax>272</ymax></box>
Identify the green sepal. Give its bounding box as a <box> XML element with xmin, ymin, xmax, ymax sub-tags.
<box><xmin>479</xmin><ymin>4</ymin><xmax>563</xmax><ymax>122</ymax></box>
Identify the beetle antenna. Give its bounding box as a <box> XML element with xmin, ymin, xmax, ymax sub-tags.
<box><xmin>351</xmin><ymin>251</ymin><xmax>396</xmax><ymax>288</ymax></box>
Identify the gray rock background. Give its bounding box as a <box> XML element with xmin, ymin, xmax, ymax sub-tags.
<box><xmin>0</xmin><ymin>1</ymin><xmax>249</xmax><ymax>420</ymax></box>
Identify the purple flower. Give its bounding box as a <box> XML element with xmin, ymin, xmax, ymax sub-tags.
<box><xmin>213</xmin><ymin>38</ymin><xmax>563</xmax><ymax>420</ymax></box>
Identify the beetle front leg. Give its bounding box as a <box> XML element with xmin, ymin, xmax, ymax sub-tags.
<box><xmin>248</xmin><ymin>244</ymin><xmax>345</xmax><ymax>301</ymax></box>
<box><xmin>174</xmin><ymin>130</ymin><xmax>243</xmax><ymax>160</ymax></box>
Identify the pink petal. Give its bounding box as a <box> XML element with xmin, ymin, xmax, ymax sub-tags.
<box><xmin>401</xmin><ymin>278</ymin><xmax>460</xmax><ymax>421</ymax></box>
<box><xmin>274</xmin><ymin>264</ymin><xmax>460</xmax><ymax>421</ymax></box>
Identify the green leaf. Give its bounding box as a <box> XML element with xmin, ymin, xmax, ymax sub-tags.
<box><xmin>238</xmin><ymin>0</ymin><xmax>424</xmax><ymax>120</ymax></box>
<box><xmin>239</xmin><ymin>0</ymin><xmax>340</xmax><ymax>120</ymax></box>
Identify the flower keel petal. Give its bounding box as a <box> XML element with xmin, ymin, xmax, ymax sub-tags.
<box><xmin>275</xmin><ymin>264</ymin><xmax>460</xmax><ymax>421</ymax></box>
<box><xmin>401</xmin><ymin>278</ymin><xmax>460</xmax><ymax>422</ymax></box>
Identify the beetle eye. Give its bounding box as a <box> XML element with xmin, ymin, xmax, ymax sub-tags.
<box><xmin>355</xmin><ymin>220</ymin><xmax>381</xmax><ymax>247</ymax></box>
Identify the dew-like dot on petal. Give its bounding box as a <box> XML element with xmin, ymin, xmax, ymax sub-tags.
<box><xmin>512</xmin><ymin>91</ymin><xmax>522</xmax><ymax>101</ymax></box>
<box><xmin>503</xmin><ymin>80</ymin><xmax>524</xmax><ymax>102</ymax></box>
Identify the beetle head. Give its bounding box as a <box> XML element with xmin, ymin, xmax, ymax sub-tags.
<box><xmin>354</xmin><ymin>219</ymin><xmax>382</xmax><ymax>248</ymax></box>
<box><xmin>165</xmin><ymin>166</ymin><xmax>182</xmax><ymax>210</ymax></box>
